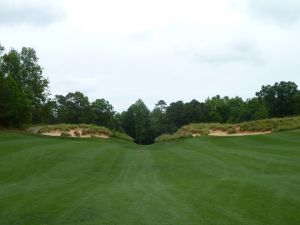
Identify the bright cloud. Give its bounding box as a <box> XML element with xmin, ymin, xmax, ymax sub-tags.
<box><xmin>0</xmin><ymin>0</ymin><xmax>299</xmax><ymax>111</ymax></box>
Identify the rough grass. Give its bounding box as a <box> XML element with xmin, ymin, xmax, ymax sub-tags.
<box><xmin>239</xmin><ymin>116</ymin><xmax>300</xmax><ymax>132</ymax></box>
<box><xmin>37</xmin><ymin>124</ymin><xmax>112</xmax><ymax>135</ymax></box>
<box><xmin>0</xmin><ymin>131</ymin><xmax>300</xmax><ymax>225</ymax></box>
<box><xmin>156</xmin><ymin>116</ymin><xmax>300</xmax><ymax>142</ymax></box>
<box><xmin>112</xmin><ymin>131</ymin><xmax>134</xmax><ymax>142</ymax></box>
<box><xmin>60</xmin><ymin>131</ymin><xmax>71</xmax><ymax>137</ymax></box>
<box><xmin>34</xmin><ymin>124</ymin><xmax>133</xmax><ymax>142</ymax></box>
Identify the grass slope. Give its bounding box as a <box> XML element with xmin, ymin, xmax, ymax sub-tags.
<box><xmin>0</xmin><ymin>131</ymin><xmax>300</xmax><ymax>225</ymax></box>
<box><xmin>31</xmin><ymin>124</ymin><xmax>134</xmax><ymax>142</ymax></box>
<box><xmin>156</xmin><ymin>116</ymin><xmax>300</xmax><ymax>142</ymax></box>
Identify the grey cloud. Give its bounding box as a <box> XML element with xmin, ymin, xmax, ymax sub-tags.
<box><xmin>193</xmin><ymin>41</ymin><xmax>263</xmax><ymax>65</ymax></box>
<box><xmin>247</xmin><ymin>0</ymin><xmax>300</xmax><ymax>25</ymax></box>
<box><xmin>0</xmin><ymin>1</ymin><xmax>65</xmax><ymax>26</ymax></box>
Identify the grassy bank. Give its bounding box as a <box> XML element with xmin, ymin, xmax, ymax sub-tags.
<box><xmin>28</xmin><ymin>124</ymin><xmax>134</xmax><ymax>142</ymax></box>
<box><xmin>155</xmin><ymin>116</ymin><xmax>300</xmax><ymax>142</ymax></box>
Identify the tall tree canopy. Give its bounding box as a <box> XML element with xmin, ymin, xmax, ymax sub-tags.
<box><xmin>91</xmin><ymin>99</ymin><xmax>115</xmax><ymax>129</ymax></box>
<box><xmin>0</xmin><ymin>45</ymin><xmax>49</xmax><ymax>124</ymax></box>
<box><xmin>256</xmin><ymin>81</ymin><xmax>299</xmax><ymax>117</ymax></box>
<box><xmin>54</xmin><ymin>92</ymin><xmax>93</xmax><ymax>124</ymax></box>
<box><xmin>149</xmin><ymin>100</ymin><xmax>168</xmax><ymax>139</ymax></box>
<box><xmin>0</xmin><ymin>75</ymin><xmax>32</xmax><ymax>126</ymax></box>
<box><xmin>166</xmin><ymin>101</ymin><xmax>187</xmax><ymax>132</ymax></box>
<box><xmin>120</xmin><ymin>99</ymin><xmax>151</xmax><ymax>144</ymax></box>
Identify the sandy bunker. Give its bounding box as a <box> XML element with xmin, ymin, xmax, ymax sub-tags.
<box><xmin>41</xmin><ymin>128</ymin><xmax>110</xmax><ymax>139</ymax></box>
<box><xmin>208</xmin><ymin>130</ymin><xmax>271</xmax><ymax>136</ymax></box>
<box><xmin>192</xmin><ymin>127</ymin><xmax>271</xmax><ymax>137</ymax></box>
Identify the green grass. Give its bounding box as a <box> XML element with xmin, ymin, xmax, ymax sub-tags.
<box><xmin>0</xmin><ymin>131</ymin><xmax>300</xmax><ymax>225</ymax></box>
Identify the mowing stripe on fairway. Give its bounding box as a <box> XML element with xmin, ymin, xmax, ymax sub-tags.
<box><xmin>0</xmin><ymin>131</ymin><xmax>300</xmax><ymax>225</ymax></box>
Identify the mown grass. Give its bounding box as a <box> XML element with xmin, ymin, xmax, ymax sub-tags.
<box><xmin>156</xmin><ymin>116</ymin><xmax>300</xmax><ymax>142</ymax></box>
<box><xmin>0</xmin><ymin>130</ymin><xmax>299</xmax><ymax>225</ymax></box>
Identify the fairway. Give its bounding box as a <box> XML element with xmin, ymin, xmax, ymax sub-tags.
<box><xmin>0</xmin><ymin>131</ymin><xmax>300</xmax><ymax>225</ymax></box>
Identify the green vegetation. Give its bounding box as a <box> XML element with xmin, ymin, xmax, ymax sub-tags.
<box><xmin>154</xmin><ymin>132</ymin><xmax>192</xmax><ymax>143</ymax></box>
<box><xmin>112</xmin><ymin>131</ymin><xmax>134</xmax><ymax>142</ymax></box>
<box><xmin>1</xmin><ymin>43</ymin><xmax>300</xmax><ymax>144</ymax></box>
<box><xmin>0</xmin><ymin>131</ymin><xmax>300</xmax><ymax>225</ymax></box>
<box><xmin>156</xmin><ymin>116</ymin><xmax>300</xmax><ymax>142</ymax></box>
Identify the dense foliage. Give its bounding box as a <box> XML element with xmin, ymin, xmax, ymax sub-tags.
<box><xmin>1</xmin><ymin>44</ymin><xmax>300</xmax><ymax>144</ymax></box>
<box><xmin>0</xmin><ymin>45</ymin><xmax>49</xmax><ymax>126</ymax></box>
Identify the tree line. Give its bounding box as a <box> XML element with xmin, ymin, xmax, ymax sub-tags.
<box><xmin>1</xmin><ymin>45</ymin><xmax>300</xmax><ymax>144</ymax></box>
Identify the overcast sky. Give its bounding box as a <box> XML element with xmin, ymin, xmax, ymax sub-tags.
<box><xmin>1</xmin><ymin>0</ymin><xmax>300</xmax><ymax>111</ymax></box>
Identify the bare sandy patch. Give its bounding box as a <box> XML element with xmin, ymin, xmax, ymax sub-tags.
<box><xmin>42</xmin><ymin>130</ymin><xmax>61</xmax><ymax>137</ymax></box>
<box><xmin>91</xmin><ymin>134</ymin><xmax>109</xmax><ymax>139</ymax></box>
<box><xmin>41</xmin><ymin>128</ymin><xmax>110</xmax><ymax>139</ymax></box>
<box><xmin>209</xmin><ymin>130</ymin><xmax>271</xmax><ymax>137</ymax></box>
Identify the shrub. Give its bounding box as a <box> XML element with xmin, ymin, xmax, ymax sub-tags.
<box><xmin>81</xmin><ymin>129</ymin><xmax>88</xmax><ymax>136</ymax></box>
<box><xmin>38</xmin><ymin>127</ymin><xmax>51</xmax><ymax>133</ymax></box>
<box><xmin>74</xmin><ymin>131</ymin><xmax>81</xmax><ymax>137</ymax></box>
<box><xmin>112</xmin><ymin>131</ymin><xmax>134</xmax><ymax>142</ymax></box>
<box><xmin>81</xmin><ymin>126</ymin><xmax>112</xmax><ymax>136</ymax></box>
<box><xmin>155</xmin><ymin>131</ymin><xmax>193</xmax><ymax>143</ymax></box>
<box><xmin>61</xmin><ymin>131</ymin><xmax>71</xmax><ymax>137</ymax></box>
<box><xmin>227</xmin><ymin>127</ymin><xmax>237</xmax><ymax>134</ymax></box>
<box><xmin>155</xmin><ymin>134</ymin><xmax>174</xmax><ymax>142</ymax></box>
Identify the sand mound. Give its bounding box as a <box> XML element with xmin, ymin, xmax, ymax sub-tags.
<box><xmin>209</xmin><ymin>130</ymin><xmax>271</xmax><ymax>137</ymax></box>
<box><xmin>42</xmin><ymin>130</ymin><xmax>61</xmax><ymax>137</ymax></box>
<box><xmin>191</xmin><ymin>126</ymin><xmax>271</xmax><ymax>137</ymax></box>
<box><xmin>41</xmin><ymin>128</ymin><xmax>110</xmax><ymax>139</ymax></box>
